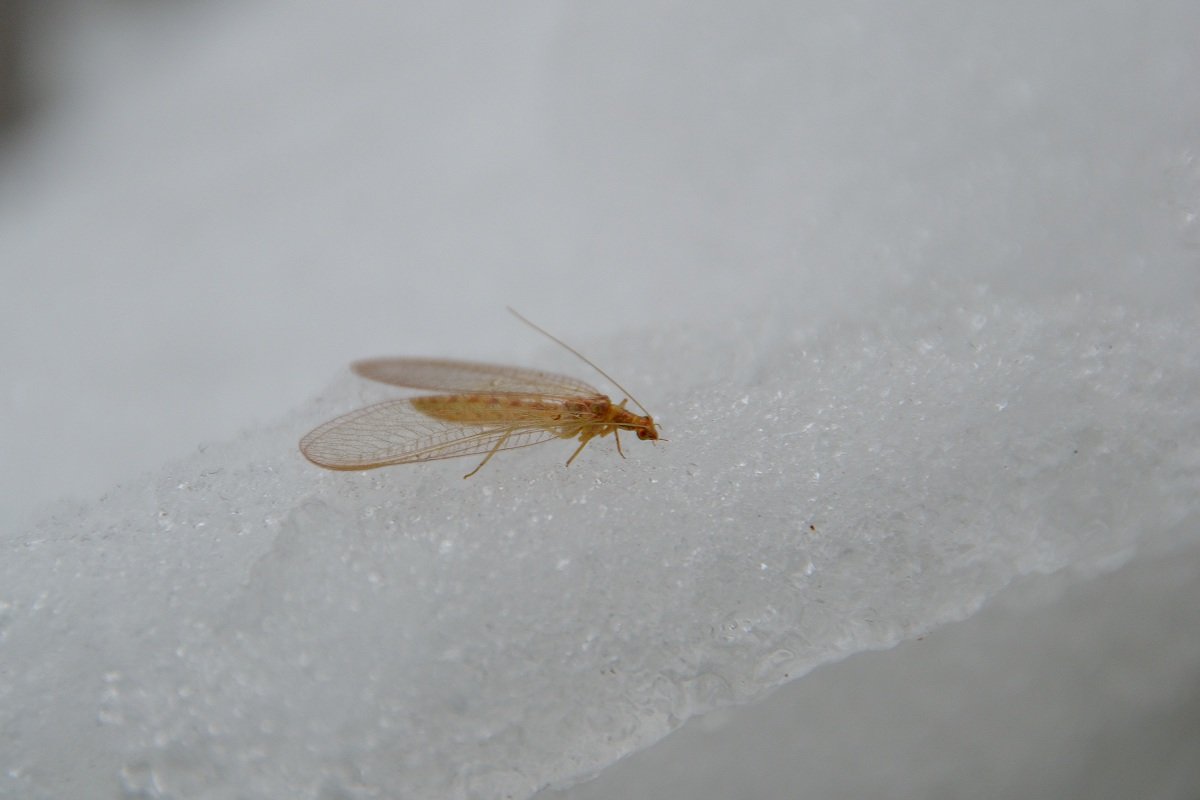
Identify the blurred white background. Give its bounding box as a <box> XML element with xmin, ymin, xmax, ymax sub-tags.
<box><xmin>1</xmin><ymin>2</ymin><xmax>1198</xmax><ymax>798</ymax></box>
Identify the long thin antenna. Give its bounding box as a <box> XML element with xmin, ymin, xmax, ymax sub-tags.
<box><xmin>507</xmin><ymin>307</ymin><xmax>652</xmax><ymax>418</ymax></box>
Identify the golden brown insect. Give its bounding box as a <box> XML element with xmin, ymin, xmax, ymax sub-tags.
<box><xmin>300</xmin><ymin>310</ymin><xmax>659</xmax><ymax>478</ymax></box>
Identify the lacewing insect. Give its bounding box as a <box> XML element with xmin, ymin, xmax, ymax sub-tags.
<box><xmin>300</xmin><ymin>309</ymin><xmax>660</xmax><ymax>478</ymax></box>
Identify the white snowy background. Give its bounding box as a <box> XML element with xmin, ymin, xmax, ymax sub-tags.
<box><xmin>1</xmin><ymin>1</ymin><xmax>1198</xmax><ymax>798</ymax></box>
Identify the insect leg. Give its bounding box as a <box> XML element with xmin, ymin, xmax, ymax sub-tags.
<box><xmin>613</xmin><ymin>427</ymin><xmax>626</xmax><ymax>458</ymax></box>
<box><xmin>564</xmin><ymin>431</ymin><xmax>596</xmax><ymax>467</ymax></box>
<box><xmin>463</xmin><ymin>430</ymin><xmax>512</xmax><ymax>479</ymax></box>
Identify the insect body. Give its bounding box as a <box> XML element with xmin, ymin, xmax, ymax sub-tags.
<box><xmin>300</xmin><ymin>313</ymin><xmax>659</xmax><ymax>478</ymax></box>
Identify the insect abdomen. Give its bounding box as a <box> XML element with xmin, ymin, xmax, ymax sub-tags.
<box><xmin>411</xmin><ymin>394</ymin><xmax>606</xmax><ymax>424</ymax></box>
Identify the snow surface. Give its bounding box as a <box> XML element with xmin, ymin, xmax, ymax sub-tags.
<box><xmin>2</xmin><ymin>2</ymin><xmax>1199</xmax><ymax>798</ymax></box>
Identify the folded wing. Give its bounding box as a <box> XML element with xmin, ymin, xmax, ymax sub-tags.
<box><xmin>299</xmin><ymin>399</ymin><xmax>563</xmax><ymax>470</ymax></box>
<box><xmin>352</xmin><ymin>358</ymin><xmax>599</xmax><ymax>397</ymax></box>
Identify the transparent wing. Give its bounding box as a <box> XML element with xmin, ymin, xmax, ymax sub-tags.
<box><xmin>299</xmin><ymin>399</ymin><xmax>565</xmax><ymax>470</ymax></box>
<box><xmin>352</xmin><ymin>358</ymin><xmax>599</xmax><ymax>397</ymax></box>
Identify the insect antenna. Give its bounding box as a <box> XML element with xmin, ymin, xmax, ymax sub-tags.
<box><xmin>507</xmin><ymin>307</ymin><xmax>653</xmax><ymax>418</ymax></box>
